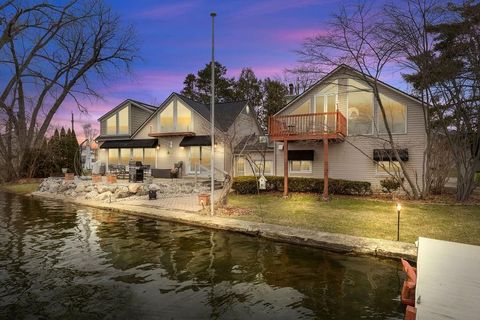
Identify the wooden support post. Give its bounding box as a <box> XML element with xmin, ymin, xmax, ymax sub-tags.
<box><xmin>323</xmin><ymin>138</ymin><xmax>329</xmax><ymax>200</ymax></box>
<box><xmin>283</xmin><ymin>139</ymin><xmax>289</xmax><ymax>198</ymax></box>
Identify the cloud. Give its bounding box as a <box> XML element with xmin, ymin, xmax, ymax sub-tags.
<box><xmin>135</xmin><ymin>1</ymin><xmax>198</xmax><ymax>19</ymax></box>
<box><xmin>270</xmin><ymin>27</ymin><xmax>330</xmax><ymax>43</ymax></box>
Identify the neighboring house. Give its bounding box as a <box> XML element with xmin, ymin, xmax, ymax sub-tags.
<box><xmin>96</xmin><ymin>94</ymin><xmax>261</xmax><ymax>179</ymax></box>
<box><xmin>235</xmin><ymin>65</ymin><xmax>426</xmax><ymax>195</ymax></box>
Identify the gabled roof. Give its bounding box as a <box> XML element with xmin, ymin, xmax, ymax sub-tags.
<box><xmin>275</xmin><ymin>64</ymin><xmax>424</xmax><ymax>116</ymax></box>
<box><xmin>98</xmin><ymin>99</ymin><xmax>157</xmax><ymax>121</ymax></box>
<box><xmin>176</xmin><ymin>93</ymin><xmax>248</xmax><ymax>131</ymax></box>
<box><xmin>234</xmin><ymin>133</ymin><xmax>273</xmax><ymax>153</ymax></box>
<box><xmin>132</xmin><ymin>93</ymin><xmax>249</xmax><ymax>137</ymax></box>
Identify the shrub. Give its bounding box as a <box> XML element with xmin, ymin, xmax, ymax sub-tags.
<box><xmin>380</xmin><ymin>177</ymin><xmax>401</xmax><ymax>193</ymax></box>
<box><xmin>232</xmin><ymin>176</ymin><xmax>371</xmax><ymax>196</ymax></box>
<box><xmin>475</xmin><ymin>172</ymin><xmax>480</xmax><ymax>185</ymax></box>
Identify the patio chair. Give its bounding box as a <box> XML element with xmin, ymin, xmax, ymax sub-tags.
<box><xmin>108</xmin><ymin>164</ymin><xmax>118</xmax><ymax>174</ymax></box>
<box><xmin>116</xmin><ymin>165</ymin><xmax>128</xmax><ymax>180</ymax></box>
<box><xmin>170</xmin><ymin>161</ymin><xmax>183</xmax><ymax>179</ymax></box>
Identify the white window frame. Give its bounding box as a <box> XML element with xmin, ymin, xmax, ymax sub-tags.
<box><xmin>289</xmin><ymin>160</ymin><xmax>313</xmax><ymax>174</ymax></box>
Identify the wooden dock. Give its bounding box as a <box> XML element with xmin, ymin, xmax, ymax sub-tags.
<box><xmin>415</xmin><ymin>237</ymin><xmax>480</xmax><ymax>320</ymax></box>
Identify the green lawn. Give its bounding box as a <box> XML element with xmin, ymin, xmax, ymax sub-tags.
<box><xmin>227</xmin><ymin>193</ymin><xmax>480</xmax><ymax>245</ymax></box>
<box><xmin>0</xmin><ymin>182</ymin><xmax>39</xmax><ymax>194</ymax></box>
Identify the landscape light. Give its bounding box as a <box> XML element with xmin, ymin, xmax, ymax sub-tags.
<box><xmin>396</xmin><ymin>203</ymin><xmax>402</xmax><ymax>241</ymax></box>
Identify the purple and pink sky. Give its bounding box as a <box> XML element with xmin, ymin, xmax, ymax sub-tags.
<box><xmin>55</xmin><ymin>0</ymin><xmax>405</xmax><ymax>140</ymax></box>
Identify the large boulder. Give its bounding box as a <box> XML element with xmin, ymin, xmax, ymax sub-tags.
<box><xmin>84</xmin><ymin>190</ymin><xmax>99</xmax><ymax>200</ymax></box>
<box><xmin>128</xmin><ymin>183</ymin><xmax>142</xmax><ymax>194</ymax></box>
<box><xmin>75</xmin><ymin>184</ymin><xmax>86</xmax><ymax>193</ymax></box>
<box><xmin>136</xmin><ymin>185</ymin><xmax>149</xmax><ymax>196</ymax></box>
<box><xmin>96</xmin><ymin>191</ymin><xmax>113</xmax><ymax>201</ymax></box>
<box><xmin>48</xmin><ymin>183</ymin><xmax>59</xmax><ymax>193</ymax></box>
<box><xmin>115</xmin><ymin>185</ymin><xmax>130</xmax><ymax>199</ymax></box>
<box><xmin>96</xmin><ymin>184</ymin><xmax>117</xmax><ymax>194</ymax></box>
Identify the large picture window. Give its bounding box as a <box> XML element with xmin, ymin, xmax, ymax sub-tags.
<box><xmin>292</xmin><ymin>100</ymin><xmax>310</xmax><ymax>115</ymax></box>
<box><xmin>108</xmin><ymin>149</ymin><xmax>118</xmax><ymax>165</ymax></box>
<box><xmin>118</xmin><ymin>107</ymin><xmax>129</xmax><ymax>134</ymax></box>
<box><xmin>160</xmin><ymin>102</ymin><xmax>174</xmax><ymax>132</ymax></box>
<box><xmin>177</xmin><ymin>101</ymin><xmax>192</xmax><ymax>131</ymax></box>
<box><xmin>289</xmin><ymin>160</ymin><xmax>312</xmax><ymax>173</ymax></box>
<box><xmin>377</xmin><ymin>94</ymin><xmax>406</xmax><ymax>134</ymax></box>
<box><xmin>106</xmin><ymin>115</ymin><xmax>116</xmax><ymax>135</ymax></box>
<box><xmin>348</xmin><ymin>79</ymin><xmax>373</xmax><ymax>135</ymax></box>
<box><xmin>119</xmin><ymin>148</ymin><xmax>131</xmax><ymax>165</ymax></box>
<box><xmin>132</xmin><ymin>148</ymin><xmax>143</xmax><ymax>162</ymax></box>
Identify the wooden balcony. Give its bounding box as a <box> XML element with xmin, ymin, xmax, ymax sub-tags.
<box><xmin>268</xmin><ymin>111</ymin><xmax>347</xmax><ymax>142</ymax></box>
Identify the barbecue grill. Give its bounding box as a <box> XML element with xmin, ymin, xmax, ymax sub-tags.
<box><xmin>129</xmin><ymin>161</ymin><xmax>144</xmax><ymax>182</ymax></box>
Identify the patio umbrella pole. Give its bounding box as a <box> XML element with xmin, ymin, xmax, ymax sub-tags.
<box><xmin>210</xmin><ymin>12</ymin><xmax>216</xmax><ymax>216</ymax></box>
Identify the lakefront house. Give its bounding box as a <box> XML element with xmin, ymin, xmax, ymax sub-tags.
<box><xmin>250</xmin><ymin>65</ymin><xmax>426</xmax><ymax>194</ymax></box>
<box><xmin>96</xmin><ymin>93</ymin><xmax>262</xmax><ymax>180</ymax></box>
<box><xmin>96</xmin><ymin>65</ymin><xmax>426</xmax><ymax>194</ymax></box>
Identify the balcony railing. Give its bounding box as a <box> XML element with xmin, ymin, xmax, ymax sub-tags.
<box><xmin>268</xmin><ymin>112</ymin><xmax>347</xmax><ymax>141</ymax></box>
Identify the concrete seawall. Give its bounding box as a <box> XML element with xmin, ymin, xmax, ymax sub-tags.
<box><xmin>31</xmin><ymin>191</ymin><xmax>417</xmax><ymax>261</ymax></box>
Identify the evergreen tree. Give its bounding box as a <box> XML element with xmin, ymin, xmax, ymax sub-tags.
<box><xmin>262</xmin><ymin>78</ymin><xmax>288</xmax><ymax>118</ymax></box>
<box><xmin>180</xmin><ymin>61</ymin><xmax>236</xmax><ymax>103</ymax></box>
<box><xmin>233</xmin><ymin>68</ymin><xmax>263</xmax><ymax>108</ymax></box>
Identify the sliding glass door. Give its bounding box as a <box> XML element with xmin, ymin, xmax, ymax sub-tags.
<box><xmin>189</xmin><ymin>146</ymin><xmax>211</xmax><ymax>175</ymax></box>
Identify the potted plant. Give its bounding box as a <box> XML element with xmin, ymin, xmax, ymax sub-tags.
<box><xmin>63</xmin><ymin>168</ymin><xmax>74</xmax><ymax>180</ymax></box>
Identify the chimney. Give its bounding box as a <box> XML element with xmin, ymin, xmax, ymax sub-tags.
<box><xmin>289</xmin><ymin>83</ymin><xmax>294</xmax><ymax>95</ymax></box>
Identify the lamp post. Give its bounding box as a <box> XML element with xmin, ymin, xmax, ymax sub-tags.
<box><xmin>396</xmin><ymin>203</ymin><xmax>402</xmax><ymax>241</ymax></box>
<box><xmin>210</xmin><ymin>12</ymin><xmax>216</xmax><ymax>216</ymax></box>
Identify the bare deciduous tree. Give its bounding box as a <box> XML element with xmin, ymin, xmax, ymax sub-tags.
<box><xmin>0</xmin><ymin>0</ymin><xmax>138</xmax><ymax>181</ymax></box>
<box><xmin>295</xmin><ymin>1</ymin><xmax>423</xmax><ymax>198</ymax></box>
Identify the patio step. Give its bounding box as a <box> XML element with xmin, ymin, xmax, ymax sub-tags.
<box><xmin>200</xmin><ymin>180</ymin><xmax>223</xmax><ymax>190</ymax></box>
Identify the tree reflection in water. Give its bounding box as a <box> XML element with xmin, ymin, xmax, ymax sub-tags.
<box><xmin>0</xmin><ymin>191</ymin><xmax>404</xmax><ymax>319</ymax></box>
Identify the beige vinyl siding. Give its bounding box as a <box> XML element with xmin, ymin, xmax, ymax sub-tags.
<box><xmin>130</xmin><ymin>106</ymin><xmax>152</xmax><ymax>134</ymax></box>
<box><xmin>100</xmin><ymin>119</ymin><xmax>107</xmax><ymax>135</ymax></box>
<box><xmin>273</xmin><ymin>70</ymin><xmax>426</xmax><ymax>191</ymax></box>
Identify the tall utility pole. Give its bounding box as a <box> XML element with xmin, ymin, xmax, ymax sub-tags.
<box><xmin>210</xmin><ymin>12</ymin><xmax>216</xmax><ymax>216</ymax></box>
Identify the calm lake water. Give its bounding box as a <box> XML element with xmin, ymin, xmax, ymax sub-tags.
<box><xmin>0</xmin><ymin>191</ymin><xmax>405</xmax><ymax>319</ymax></box>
